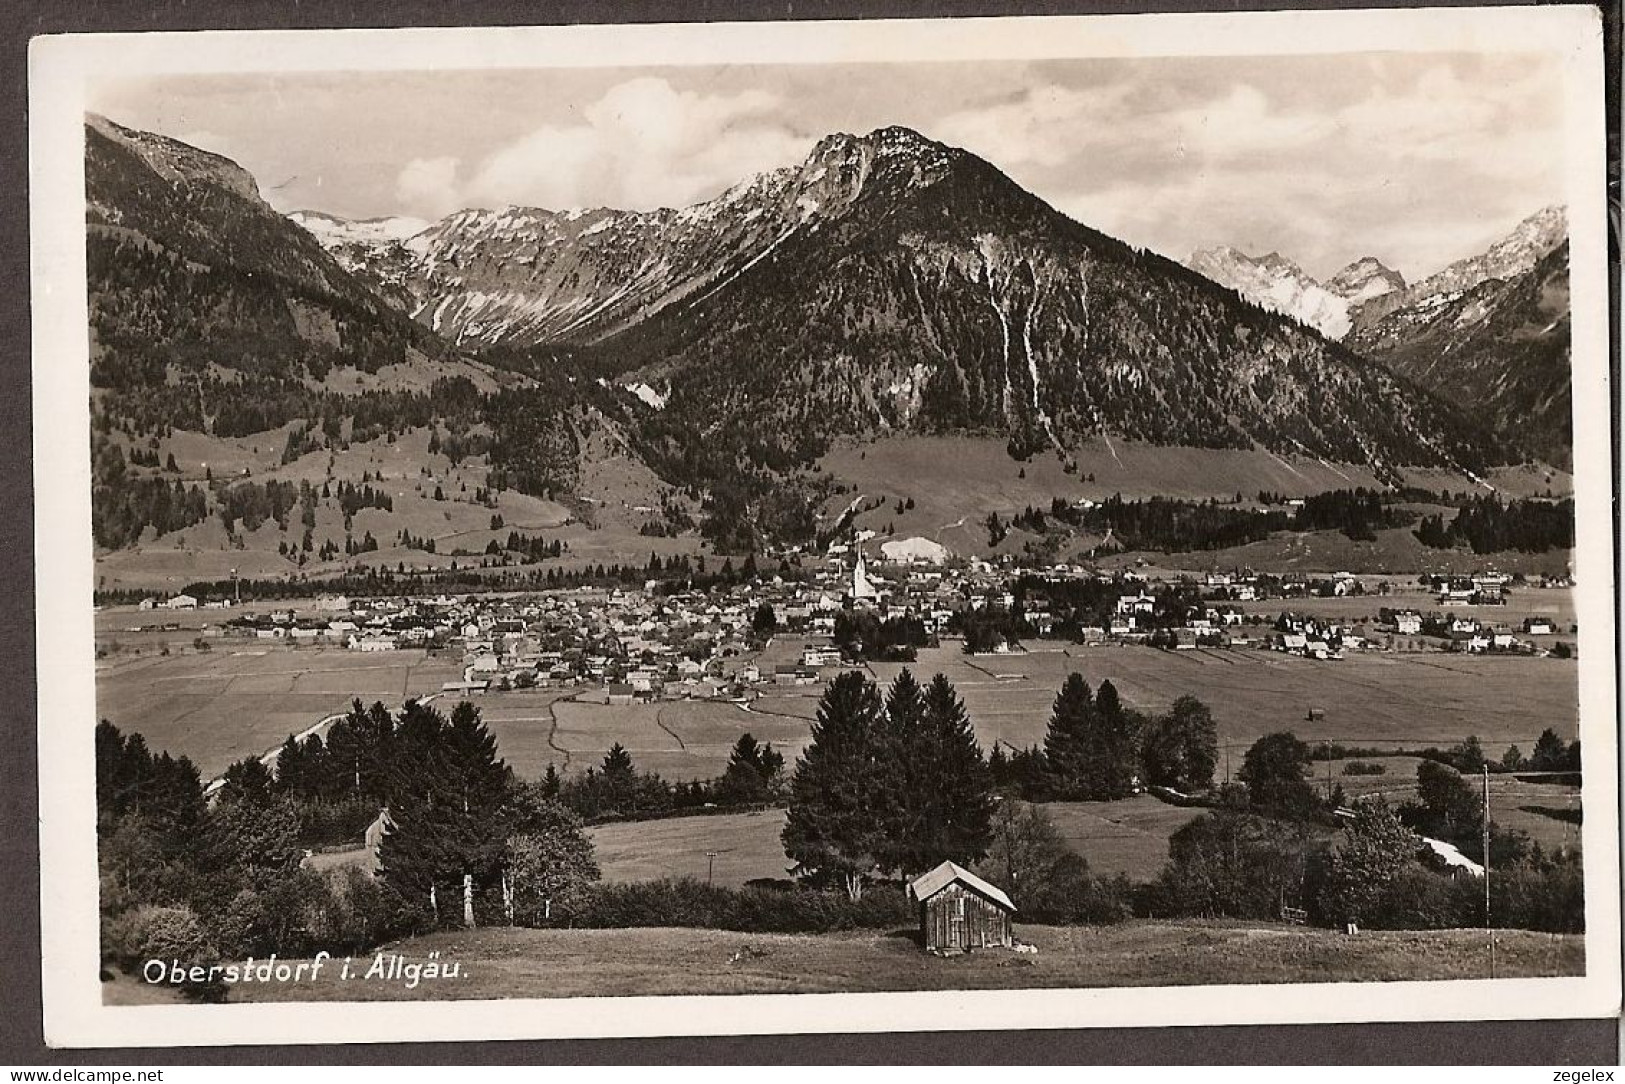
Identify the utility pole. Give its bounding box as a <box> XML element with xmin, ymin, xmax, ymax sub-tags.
<box><xmin>706</xmin><ymin>851</ymin><xmax>719</xmax><ymax>888</ymax></box>
<box><xmin>1483</xmin><ymin>763</ymin><xmax>1494</xmax><ymax>978</ymax></box>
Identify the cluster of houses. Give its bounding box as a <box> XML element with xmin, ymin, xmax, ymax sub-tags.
<box><xmin>130</xmin><ymin>544</ymin><xmax>1575</xmax><ymax>694</ymax></box>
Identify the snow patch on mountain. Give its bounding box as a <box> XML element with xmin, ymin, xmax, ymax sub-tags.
<box><xmin>1186</xmin><ymin>246</ymin><xmax>1354</xmax><ymax>339</ymax></box>
<box><xmin>625</xmin><ymin>382</ymin><xmax>667</xmax><ymax>410</ymax></box>
<box><xmin>1326</xmin><ymin>257</ymin><xmax>1406</xmax><ymax>306</ymax></box>
<box><xmin>289</xmin><ymin>210</ymin><xmax>429</xmax><ymax>247</ymax></box>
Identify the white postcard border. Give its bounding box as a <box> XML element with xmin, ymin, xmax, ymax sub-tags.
<box><xmin>29</xmin><ymin>7</ymin><xmax>1619</xmax><ymax>1048</ymax></box>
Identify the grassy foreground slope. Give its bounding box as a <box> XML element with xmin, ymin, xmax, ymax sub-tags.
<box><xmin>167</xmin><ymin>922</ymin><xmax>1582</xmax><ymax>1004</ymax></box>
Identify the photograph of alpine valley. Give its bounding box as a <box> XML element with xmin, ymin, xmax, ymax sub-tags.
<box><xmin>87</xmin><ymin>51</ymin><xmax>1587</xmax><ymax>1006</ymax></box>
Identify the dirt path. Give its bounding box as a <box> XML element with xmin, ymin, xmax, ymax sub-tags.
<box><xmin>960</xmin><ymin>657</ymin><xmax>1028</xmax><ymax>682</ymax></box>
<box><xmin>737</xmin><ymin>701</ymin><xmax>814</xmax><ymax>724</ymax></box>
<box><xmin>544</xmin><ymin>696</ymin><xmax>576</xmax><ymax>770</ymax></box>
<box><xmin>654</xmin><ymin>706</ymin><xmax>687</xmax><ymax>751</ymax></box>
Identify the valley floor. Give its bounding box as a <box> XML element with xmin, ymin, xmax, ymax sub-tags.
<box><xmin>108</xmin><ymin>921</ymin><xmax>1585</xmax><ymax>1005</ymax></box>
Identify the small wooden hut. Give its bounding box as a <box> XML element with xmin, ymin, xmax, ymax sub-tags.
<box><xmin>907</xmin><ymin>861</ymin><xmax>1016</xmax><ymax>954</ymax></box>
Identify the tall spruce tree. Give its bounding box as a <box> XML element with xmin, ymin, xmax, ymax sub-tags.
<box><xmin>912</xmin><ymin>673</ymin><xmax>994</xmax><ymax>871</ymax></box>
<box><xmin>377</xmin><ymin>701</ymin><xmax>515</xmax><ymax>928</ymax></box>
<box><xmin>782</xmin><ymin>671</ymin><xmax>890</xmax><ymax>900</ymax></box>
<box><xmin>1043</xmin><ymin>673</ymin><xmax>1096</xmax><ymax>800</ymax></box>
<box><xmin>1082</xmin><ymin>680</ymin><xmax>1141</xmax><ymax>799</ymax></box>
<box><xmin>717</xmin><ymin>733</ymin><xmax>784</xmax><ymax>805</ymax></box>
<box><xmin>874</xmin><ymin>670</ymin><xmax>930</xmax><ymax>875</ymax></box>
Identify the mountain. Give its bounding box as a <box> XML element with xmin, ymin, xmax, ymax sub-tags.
<box><xmin>83</xmin><ymin>116</ymin><xmax>641</xmax><ymax>560</ymax></box>
<box><xmin>284</xmin><ymin>210</ymin><xmax>430</xmax><ymax>309</ymax></box>
<box><xmin>1348</xmin><ymin>242</ymin><xmax>1572</xmax><ymax>466</ymax></box>
<box><xmin>85</xmin><ymin>114</ymin><xmax>448</xmax><ymax>391</ymax></box>
<box><xmin>318</xmin><ymin>133</ymin><xmax>983</xmax><ymax>348</ymax></box>
<box><xmin>1347</xmin><ymin>206</ymin><xmax>1567</xmax><ymax>332</ymax></box>
<box><xmin>1185</xmin><ymin>246</ymin><xmax>1361</xmax><ymax>338</ymax></box>
<box><xmin>1325</xmin><ymin>257</ymin><xmax>1407</xmax><ymax>307</ymax></box>
<box><xmin>1183</xmin><ymin>207</ymin><xmax>1570</xmax><ymax>465</ymax></box>
<box><xmin>301</xmin><ymin>126</ymin><xmax>1509</xmax><ymax>492</ymax></box>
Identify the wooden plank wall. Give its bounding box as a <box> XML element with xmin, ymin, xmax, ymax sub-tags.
<box><xmin>920</xmin><ymin>882</ymin><xmax>1012</xmax><ymax>952</ymax></box>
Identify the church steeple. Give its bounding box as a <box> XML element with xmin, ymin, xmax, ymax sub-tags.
<box><xmin>852</xmin><ymin>545</ymin><xmax>878</xmax><ymax>600</ymax></box>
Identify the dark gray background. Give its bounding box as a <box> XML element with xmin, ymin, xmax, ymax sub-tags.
<box><xmin>2</xmin><ymin>0</ymin><xmax>1618</xmax><ymax>1065</ymax></box>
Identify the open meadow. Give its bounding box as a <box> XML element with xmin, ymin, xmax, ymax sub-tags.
<box><xmin>817</xmin><ymin>436</ymin><xmax>1569</xmax><ymax>568</ymax></box>
<box><xmin>868</xmin><ymin>644</ymin><xmax>1578</xmax><ymax>760</ymax></box>
<box><xmin>97</xmin><ymin>633</ymin><xmax>1580</xmax><ymax>794</ymax></box>
<box><xmin>1226</xmin><ymin>587</ymin><xmax>1576</xmax><ymax>630</ymax></box>
<box><xmin>156</xmin><ymin>921</ymin><xmax>1581</xmax><ymax>1005</ymax></box>
<box><xmin>589</xmin><ymin>796</ymin><xmax>1210</xmax><ymax>887</ymax></box>
<box><xmin>95</xmin><ymin>644</ymin><xmax>463</xmax><ymax>779</ymax></box>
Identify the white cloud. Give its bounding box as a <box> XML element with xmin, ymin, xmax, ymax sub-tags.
<box><xmin>446</xmin><ymin>76</ymin><xmax>812</xmax><ymax>212</ymax></box>
<box><xmin>930</xmin><ymin>59</ymin><xmax>1563</xmax><ymax>279</ymax></box>
<box><xmin>935</xmin><ymin>84</ymin><xmax>1133</xmax><ymax>168</ymax></box>
<box><xmin>395</xmin><ymin>156</ymin><xmax>462</xmax><ymax>218</ymax></box>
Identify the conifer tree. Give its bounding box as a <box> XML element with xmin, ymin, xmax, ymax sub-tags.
<box><xmin>717</xmin><ymin>733</ymin><xmax>784</xmax><ymax>805</ymax></box>
<box><xmin>274</xmin><ymin>735</ymin><xmax>307</xmax><ymax>796</ymax></box>
<box><xmin>377</xmin><ymin>701</ymin><xmax>515</xmax><ymax>928</ymax></box>
<box><xmin>1043</xmin><ymin>673</ymin><xmax>1096</xmax><ymax>799</ymax></box>
<box><xmin>1081</xmin><ymin>679</ymin><xmax>1141</xmax><ymax>799</ymax></box>
<box><xmin>782</xmin><ymin>671</ymin><xmax>890</xmax><ymax>900</ymax></box>
<box><xmin>911</xmin><ymin>672</ymin><xmax>994</xmax><ymax>871</ymax></box>
<box><xmin>875</xmin><ymin>670</ymin><xmax>930</xmax><ymax>873</ymax></box>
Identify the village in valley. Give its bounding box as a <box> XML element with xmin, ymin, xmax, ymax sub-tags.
<box><xmin>130</xmin><ymin>543</ymin><xmax>1577</xmax><ymax>705</ymax></box>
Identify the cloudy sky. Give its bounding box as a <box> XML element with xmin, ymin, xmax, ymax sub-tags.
<box><xmin>90</xmin><ymin>52</ymin><xmax>1565</xmax><ymax>281</ymax></box>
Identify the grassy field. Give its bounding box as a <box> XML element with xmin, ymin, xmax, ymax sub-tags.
<box><xmin>153</xmin><ymin>921</ymin><xmax>1581</xmax><ymax>1005</ymax></box>
<box><xmin>589</xmin><ymin>809</ymin><xmax>795</xmax><ymax>887</ymax></box>
<box><xmin>478</xmin><ymin>694</ymin><xmax>814</xmax><ymax>782</ymax></box>
<box><xmin>96</xmin><ymin>423</ymin><xmax>707</xmax><ymax>593</ymax></box>
<box><xmin>1225</xmin><ymin>587</ymin><xmax>1576</xmax><ymax>630</ymax></box>
<box><xmin>1320</xmin><ymin>757</ymin><xmax>1583</xmax><ymax>855</ymax></box>
<box><xmin>95</xmin><ymin>645</ymin><xmax>462</xmax><ymax>778</ymax></box>
<box><xmin>869</xmin><ymin>644</ymin><xmax>1578</xmax><ymax>759</ymax></box>
<box><xmin>1041</xmin><ymin>798</ymin><xmax>1205</xmax><ymax>882</ymax></box>
<box><xmin>98</xmin><ymin>633</ymin><xmax>1579</xmax><ymax>793</ymax></box>
<box><xmin>818</xmin><ymin>436</ymin><xmax>1569</xmax><ymax>564</ymax></box>
<box><xmin>588</xmin><ymin>796</ymin><xmax>1203</xmax><ymax>888</ymax></box>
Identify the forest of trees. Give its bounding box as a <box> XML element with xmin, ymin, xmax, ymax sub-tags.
<box><xmin>91</xmin><ymin>436</ymin><xmax>209</xmax><ymax>549</ymax></box>
<box><xmin>983</xmin><ymin>676</ymin><xmax>1218</xmax><ymax>803</ymax></box>
<box><xmin>832</xmin><ymin>610</ymin><xmax>932</xmax><ymax>662</ymax></box>
<box><xmin>1414</xmin><ymin>495</ymin><xmax>1575</xmax><ymax>553</ymax></box>
<box><xmin>1032</xmin><ymin>487</ymin><xmax>1416</xmax><ymax>551</ymax></box>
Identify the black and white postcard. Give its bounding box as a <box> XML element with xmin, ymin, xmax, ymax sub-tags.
<box><xmin>29</xmin><ymin>7</ymin><xmax>1619</xmax><ymax>1047</ymax></box>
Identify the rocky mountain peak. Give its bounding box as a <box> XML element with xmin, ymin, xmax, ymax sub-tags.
<box><xmin>1185</xmin><ymin>245</ymin><xmax>1351</xmax><ymax>339</ymax></box>
<box><xmin>1326</xmin><ymin>256</ymin><xmax>1406</xmax><ymax>304</ymax></box>
<box><xmin>86</xmin><ymin>113</ymin><xmax>263</xmax><ymax>205</ymax></box>
<box><xmin>1401</xmin><ymin>205</ymin><xmax>1567</xmax><ymax>302</ymax></box>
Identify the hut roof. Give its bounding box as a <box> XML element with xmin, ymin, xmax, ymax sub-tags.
<box><xmin>907</xmin><ymin>860</ymin><xmax>1015</xmax><ymax>912</ymax></box>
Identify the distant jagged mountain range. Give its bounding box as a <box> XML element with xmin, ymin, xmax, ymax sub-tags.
<box><xmin>285</xmin><ymin>125</ymin><xmax>1511</xmax><ymax>480</ymax></box>
<box><xmin>86</xmin><ymin>114</ymin><xmax>1557</xmax><ymax>557</ymax></box>
<box><xmin>1184</xmin><ymin>247</ymin><xmax>1405</xmax><ymax>340</ymax></box>
<box><xmin>1184</xmin><ymin>207</ymin><xmax>1570</xmax><ymax>462</ymax></box>
<box><xmin>1350</xmin><ymin>241</ymin><xmax>1572</xmax><ymax>467</ymax></box>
